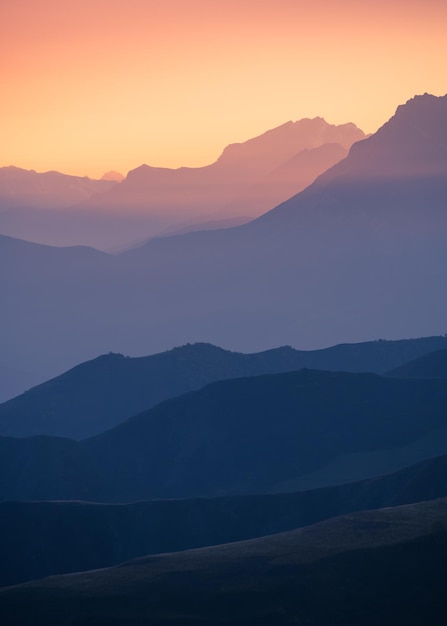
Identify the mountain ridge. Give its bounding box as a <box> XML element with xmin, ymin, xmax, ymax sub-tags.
<box><xmin>0</xmin><ymin>117</ymin><xmax>364</xmax><ymax>250</ymax></box>
<box><xmin>1</xmin><ymin>336</ymin><xmax>447</xmax><ymax>437</ymax></box>
<box><xmin>2</xmin><ymin>450</ymin><xmax>447</xmax><ymax>588</ymax></box>
<box><xmin>387</xmin><ymin>348</ymin><xmax>447</xmax><ymax>379</ymax></box>
<box><xmin>1</xmin><ymin>498</ymin><xmax>446</xmax><ymax>625</ymax></box>
<box><xmin>0</xmin><ymin>166</ymin><xmax>116</xmax><ymax>210</ymax></box>
<box><xmin>2</xmin><ymin>369</ymin><xmax>447</xmax><ymax>501</ymax></box>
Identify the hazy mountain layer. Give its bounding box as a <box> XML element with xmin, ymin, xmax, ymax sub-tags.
<box><xmin>1</xmin><ymin>451</ymin><xmax>447</xmax><ymax>588</ymax></box>
<box><xmin>1</xmin><ymin>499</ymin><xmax>446</xmax><ymax>625</ymax></box>
<box><xmin>0</xmin><ymin>166</ymin><xmax>116</xmax><ymax>209</ymax></box>
<box><xmin>82</xmin><ymin>118</ymin><xmax>362</xmax><ymax>219</ymax></box>
<box><xmin>2</xmin><ymin>369</ymin><xmax>447</xmax><ymax>502</ymax></box>
<box><xmin>1</xmin><ymin>94</ymin><xmax>446</xmax><ymax>377</ymax></box>
<box><xmin>2</xmin><ymin>337</ymin><xmax>447</xmax><ymax>438</ymax></box>
<box><xmin>0</xmin><ymin>119</ymin><xmax>363</xmax><ymax>250</ymax></box>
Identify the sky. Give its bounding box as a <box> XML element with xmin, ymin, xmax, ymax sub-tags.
<box><xmin>1</xmin><ymin>0</ymin><xmax>446</xmax><ymax>178</ymax></box>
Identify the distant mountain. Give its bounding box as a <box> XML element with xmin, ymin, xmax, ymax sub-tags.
<box><xmin>145</xmin><ymin>215</ymin><xmax>252</xmax><ymax>240</ymax></box>
<box><xmin>0</xmin><ymin>119</ymin><xmax>364</xmax><ymax>250</ymax></box>
<box><xmin>0</xmin><ymin>167</ymin><xmax>120</xmax><ymax>250</ymax></box>
<box><xmin>2</xmin><ymin>337</ymin><xmax>447</xmax><ymax>439</ymax></box>
<box><xmin>116</xmin><ymin>93</ymin><xmax>447</xmax><ymax>353</ymax></box>
<box><xmin>2</xmin><ymin>369</ymin><xmax>447</xmax><ymax>502</ymax></box>
<box><xmin>0</xmin><ymin>234</ymin><xmax>114</xmax><ymax>378</ymax></box>
<box><xmin>2</xmin><ymin>452</ymin><xmax>447</xmax><ymax>587</ymax></box>
<box><xmin>100</xmin><ymin>170</ymin><xmax>124</xmax><ymax>182</ymax></box>
<box><xmin>0</xmin><ymin>166</ymin><xmax>116</xmax><ymax>210</ymax></box>
<box><xmin>1</xmin><ymin>499</ymin><xmax>447</xmax><ymax>625</ymax></box>
<box><xmin>84</xmin><ymin>117</ymin><xmax>364</xmax><ymax>215</ymax></box>
<box><xmin>1</xmin><ymin>94</ymin><xmax>446</xmax><ymax>377</ymax></box>
<box><xmin>213</xmin><ymin>141</ymin><xmax>350</xmax><ymax>221</ymax></box>
<box><xmin>387</xmin><ymin>348</ymin><xmax>447</xmax><ymax>379</ymax></box>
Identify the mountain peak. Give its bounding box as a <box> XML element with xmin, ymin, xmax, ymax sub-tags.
<box><xmin>396</xmin><ymin>92</ymin><xmax>447</xmax><ymax>112</ymax></box>
<box><xmin>388</xmin><ymin>93</ymin><xmax>447</xmax><ymax>131</ymax></box>
<box><xmin>315</xmin><ymin>92</ymin><xmax>447</xmax><ymax>183</ymax></box>
<box><xmin>101</xmin><ymin>170</ymin><xmax>124</xmax><ymax>182</ymax></box>
<box><xmin>215</xmin><ymin>117</ymin><xmax>365</xmax><ymax>172</ymax></box>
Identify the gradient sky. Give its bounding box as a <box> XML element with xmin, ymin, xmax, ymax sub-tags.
<box><xmin>1</xmin><ymin>0</ymin><xmax>446</xmax><ymax>178</ymax></box>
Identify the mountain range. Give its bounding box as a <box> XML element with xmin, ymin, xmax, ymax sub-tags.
<box><xmin>1</xmin><ymin>336</ymin><xmax>447</xmax><ymax>435</ymax></box>
<box><xmin>2</xmin><ymin>368</ymin><xmax>447</xmax><ymax>501</ymax></box>
<box><xmin>0</xmin><ymin>166</ymin><xmax>116</xmax><ymax>210</ymax></box>
<box><xmin>0</xmin><ymin>118</ymin><xmax>364</xmax><ymax>250</ymax></box>
<box><xmin>1</xmin><ymin>93</ymin><xmax>446</xmax><ymax>379</ymax></box>
<box><xmin>1</xmin><ymin>92</ymin><xmax>446</xmax><ymax>624</ymax></box>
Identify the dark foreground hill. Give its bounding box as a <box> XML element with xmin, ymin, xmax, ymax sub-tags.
<box><xmin>1</xmin><ymin>499</ymin><xmax>447</xmax><ymax>625</ymax></box>
<box><xmin>2</xmin><ymin>452</ymin><xmax>447</xmax><ymax>587</ymax></box>
<box><xmin>2</xmin><ymin>369</ymin><xmax>447</xmax><ymax>501</ymax></box>
<box><xmin>2</xmin><ymin>336</ymin><xmax>447</xmax><ymax>439</ymax></box>
<box><xmin>388</xmin><ymin>348</ymin><xmax>447</xmax><ymax>379</ymax></box>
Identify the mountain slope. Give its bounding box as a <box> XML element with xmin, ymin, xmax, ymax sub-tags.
<box><xmin>2</xmin><ymin>370</ymin><xmax>447</xmax><ymax>502</ymax></box>
<box><xmin>387</xmin><ymin>348</ymin><xmax>447</xmax><ymax>379</ymax></box>
<box><xmin>2</xmin><ymin>451</ymin><xmax>447</xmax><ymax>587</ymax></box>
<box><xmin>0</xmin><ymin>234</ymin><xmax>116</xmax><ymax>378</ymax></box>
<box><xmin>0</xmin><ymin>365</ymin><xmax>43</xmax><ymax>404</ymax></box>
<box><xmin>2</xmin><ymin>337</ymin><xmax>447</xmax><ymax>439</ymax></box>
<box><xmin>1</xmin><ymin>499</ymin><xmax>446</xmax><ymax>625</ymax></box>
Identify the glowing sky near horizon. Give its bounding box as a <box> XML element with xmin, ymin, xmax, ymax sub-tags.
<box><xmin>1</xmin><ymin>0</ymin><xmax>446</xmax><ymax>178</ymax></box>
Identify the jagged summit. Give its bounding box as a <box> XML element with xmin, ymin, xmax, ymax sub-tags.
<box><xmin>295</xmin><ymin>92</ymin><xmax>447</xmax><ymax>186</ymax></box>
<box><xmin>372</xmin><ymin>92</ymin><xmax>447</xmax><ymax>146</ymax></box>
<box><xmin>216</xmin><ymin>117</ymin><xmax>364</xmax><ymax>170</ymax></box>
<box><xmin>394</xmin><ymin>92</ymin><xmax>447</xmax><ymax>117</ymax></box>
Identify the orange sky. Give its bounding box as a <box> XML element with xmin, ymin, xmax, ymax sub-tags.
<box><xmin>1</xmin><ymin>0</ymin><xmax>446</xmax><ymax>178</ymax></box>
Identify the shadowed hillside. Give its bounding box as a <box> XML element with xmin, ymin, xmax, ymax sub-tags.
<box><xmin>1</xmin><ymin>451</ymin><xmax>447</xmax><ymax>587</ymax></box>
<box><xmin>2</xmin><ymin>370</ymin><xmax>447</xmax><ymax>502</ymax></box>
<box><xmin>2</xmin><ymin>336</ymin><xmax>447</xmax><ymax>438</ymax></box>
<box><xmin>1</xmin><ymin>499</ymin><xmax>446</xmax><ymax>625</ymax></box>
<box><xmin>387</xmin><ymin>348</ymin><xmax>447</xmax><ymax>379</ymax></box>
